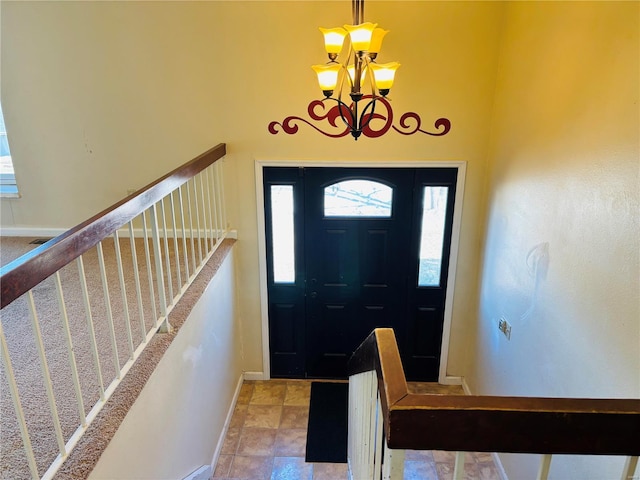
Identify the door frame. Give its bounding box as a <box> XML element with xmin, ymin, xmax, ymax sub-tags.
<box><xmin>255</xmin><ymin>159</ymin><xmax>467</xmax><ymax>385</ymax></box>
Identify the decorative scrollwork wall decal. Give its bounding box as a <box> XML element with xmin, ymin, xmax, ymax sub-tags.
<box><xmin>269</xmin><ymin>96</ymin><xmax>450</xmax><ymax>139</ymax></box>
<box><xmin>393</xmin><ymin>112</ymin><xmax>451</xmax><ymax>136</ymax></box>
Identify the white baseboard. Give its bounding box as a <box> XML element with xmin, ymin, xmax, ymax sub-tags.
<box><xmin>0</xmin><ymin>227</ymin><xmax>68</xmax><ymax>238</ymax></box>
<box><xmin>440</xmin><ymin>375</ymin><xmax>463</xmax><ymax>386</ymax></box>
<box><xmin>208</xmin><ymin>374</ymin><xmax>244</xmax><ymax>475</ymax></box>
<box><xmin>182</xmin><ymin>465</ymin><xmax>211</xmax><ymax>480</ymax></box>
<box><xmin>461</xmin><ymin>377</ymin><xmax>472</xmax><ymax>395</ymax></box>
<box><xmin>243</xmin><ymin>371</ymin><xmax>266</xmax><ymax>381</ymax></box>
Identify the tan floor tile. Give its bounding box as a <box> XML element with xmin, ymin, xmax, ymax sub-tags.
<box><xmin>229</xmin><ymin>404</ymin><xmax>248</xmax><ymax>429</ymax></box>
<box><xmin>213</xmin><ymin>454</ymin><xmax>233</xmax><ymax>478</ymax></box>
<box><xmin>250</xmin><ymin>382</ymin><xmax>287</xmax><ymax>405</ymax></box>
<box><xmin>433</xmin><ymin>450</ymin><xmax>457</xmax><ymax>463</ymax></box>
<box><xmin>236</xmin><ymin>428</ymin><xmax>278</xmax><ymax>456</ymax></box>
<box><xmin>462</xmin><ymin>463</ymin><xmax>484</xmax><ymax>480</ymax></box>
<box><xmin>237</xmin><ymin>383</ymin><xmax>254</xmax><ymax>405</ymax></box>
<box><xmin>229</xmin><ymin>455</ymin><xmax>273</xmax><ymax>480</ymax></box>
<box><xmin>435</xmin><ymin>461</ymin><xmax>455</xmax><ymax>480</ymax></box>
<box><xmin>312</xmin><ymin>462</ymin><xmax>349</xmax><ymax>480</ymax></box>
<box><xmin>274</xmin><ymin>428</ymin><xmax>307</xmax><ymax>457</ymax></box>
<box><xmin>476</xmin><ymin>462</ymin><xmax>502</xmax><ymax>480</ymax></box>
<box><xmin>245</xmin><ymin>405</ymin><xmax>283</xmax><ymax>429</ymax></box>
<box><xmin>404</xmin><ymin>460</ymin><xmax>439</xmax><ymax>480</ymax></box>
<box><xmin>217</xmin><ymin>382</ymin><xmax>502</xmax><ymax>480</ymax></box>
<box><xmin>435</xmin><ymin>460</ymin><xmax>493</xmax><ymax>480</ymax></box>
<box><xmin>284</xmin><ymin>382</ymin><xmax>311</xmax><ymax>406</ymax></box>
<box><xmin>279</xmin><ymin>405</ymin><xmax>310</xmax><ymax>429</ymax></box>
<box><xmin>271</xmin><ymin>456</ymin><xmax>313</xmax><ymax>480</ymax></box>
<box><xmin>220</xmin><ymin>427</ymin><xmax>241</xmax><ymax>455</ymax></box>
<box><xmin>405</xmin><ymin>449</ymin><xmax>435</xmax><ymax>462</ymax></box>
<box><xmin>470</xmin><ymin>452</ymin><xmax>494</xmax><ymax>463</ymax></box>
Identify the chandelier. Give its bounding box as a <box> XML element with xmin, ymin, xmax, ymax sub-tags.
<box><xmin>268</xmin><ymin>0</ymin><xmax>451</xmax><ymax>140</ymax></box>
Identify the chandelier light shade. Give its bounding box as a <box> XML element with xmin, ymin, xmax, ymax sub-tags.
<box><xmin>269</xmin><ymin>0</ymin><xmax>451</xmax><ymax>140</ymax></box>
<box><xmin>368</xmin><ymin>28</ymin><xmax>389</xmax><ymax>55</ymax></box>
<box><xmin>343</xmin><ymin>22</ymin><xmax>377</xmax><ymax>52</ymax></box>
<box><xmin>347</xmin><ymin>64</ymin><xmax>367</xmax><ymax>88</ymax></box>
<box><xmin>319</xmin><ymin>27</ymin><xmax>348</xmax><ymax>57</ymax></box>
<box><xmin>369</xmin><ymin>62</ymin><xmax>400</xmax><ymax>92</ymax></box>
<box><xmin>311</xmin><ymin>64</ymin><xmax>342</xmax><ymax>94</ymax></box>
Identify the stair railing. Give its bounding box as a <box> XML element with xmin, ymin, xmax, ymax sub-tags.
<box><xmin>0</xmin><ymin>144</ymin><xmax>228</xmax><ymax>480</ymax></box>
<box><xmin>347</xmin><ymin>328</ymin><xmax>640</xmax><ymax>480</ymax></box>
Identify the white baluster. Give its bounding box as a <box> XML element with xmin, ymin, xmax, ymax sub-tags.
<box><xmin>205</xmin><ymin>165</ymin><xmax>216</xmax><ymax>249</ymax></box>
<box><xmin>149</xmin><ymin>203</ymin><xmax>170</xmax><ymax>333</ymax></box>
<box><xmin>382</xmin><ymin>437</ymin><xmax>405</xmax><ymax>480</ymax></box>
<box><xmin>113</xmin><ymin>231</ymin><xmax>134</xmax><ymax>359</ymax></box>
<box><xmin>191</xmin><ymin>177</ymin><xmax>203</xmax><ymax>264</ymax></box>
<box><xmin>27</xmin><ymin>291</ymin><xmax>66</xmax><ymax>457</ymax></box>
<box><xmin>141</xmin><ymin>210</ymin><xmax>158</xmax><ymax>323</ymax></box>
<box><xmin>178</xmin><ymin>185</ymin><xmax>191</xmax><ymax>281</ymax></box>
<box><xmin>209</xmin><ymin>166</ymin><xmax>220</xmax><ymax>244</ymax></box>
<box><xmin>77</xmin><ymin>256</ymin><xmax>105</xmax><ymax>399</ymax></box>
<box><xmin>622</xmin><ymin>456</ymin><xmax>639</xmax><ymax>480</ymax></box>
<box><xmin>96</xmin><ymin>241</ymin><xmax>121</xmax><ymax>377</ymax></box>
<box><xmin>373</xmin><ymin>384</ymin><xmax>384</xmax><ymax>479</ymax></box>
<box><xmin>128</xmin><ymin>220</ymin><xmax>147</xmax><ymax>341</ymax></box>
<box><xmin>537</xmin><ymin>454</ymin><xmax>552</xmax><ymax>480</ymax></box>
<box><xmin>159</xmin><ymin>198</ymin><xmax>174</xmax><ymax>303</ymax></box>
<box><xmin>185</xmin><ymin>180</ymin><xmax>197</xmax><ymax>274</ymax></box>
<box><xmin>199</xmin><ymin>172</ymin><xmax>210</xmax><ymax>255</ymax></box>
<box><xmin>214</xmin><ymin>162</ymin><xmax>224</xmax><ymax>237</ymax></box>
<box><xmin>453</xmin><ymin>452</ymin><xmax>465</xmax><ymax>480</ymax></box>
<box><xmin>0</xmin><ymin>319</ymin><xmax>39</xmax><ymax>479</ymax></box>
<box><xmin>218</xmin><ymin>159</ymin><xmax>227</xmax><ymax>233</ymax></box>
<box><xmin>348</xmin><ymin>373</ymin><xmax>362</xmax><ymax>478</ymax></box>
<box><xmin>54</xmin><ymin>272</ymin><xmax>86</xmax><ymax>426</ymax></box>
<box><xmin>169</xmin><ymin>191</ymin><xmax>183</xmax><ymax>291</ymax></box>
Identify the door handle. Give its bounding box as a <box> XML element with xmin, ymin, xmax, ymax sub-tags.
<box><xmin>310</xmin><ymin>291</ymin><xmax>318</xmax><ymax>298</ymax></box>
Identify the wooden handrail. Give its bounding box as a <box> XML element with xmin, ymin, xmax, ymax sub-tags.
<box><xmin>347</xmin><ymin>328</ymin><xmax>640</xmax><ymax>456</ymax></box>
<box><xmin>0</xmin><ymin>143</ymin><xmax>226</xmax><ymax>309</ymax></box>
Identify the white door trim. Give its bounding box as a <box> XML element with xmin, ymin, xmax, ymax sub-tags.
<box><xmin>255</xmin><ymin>159</ymin><xmax>467</xmax><ymax>383</ymax></box>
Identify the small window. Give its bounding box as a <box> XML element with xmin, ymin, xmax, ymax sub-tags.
<box><xmin>270</xmin><ymin>185</ymin><xmax>295</xmax><ymax>283</ymax></box>
<box><xmin>324</xmin><ymin>179</ymin><xmax>392</xmax><ymax>217</ymax></box>
<box><xmin>0</xmin><ymin>102</ymin><xmax>18</xmax><ymax>196</ymax></box>
<box><xmin>418</xmin><ymin>186</ymin><xmax>449</xmax><ymax>287</ymax></box>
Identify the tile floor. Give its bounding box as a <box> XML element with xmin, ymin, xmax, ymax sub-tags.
<box><xmin>213</xmin><ymin>379</ymin><xmax>502</xmax><ymax>480</ymax></box>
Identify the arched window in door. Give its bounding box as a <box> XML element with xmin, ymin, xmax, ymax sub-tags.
<box><xmin>323</xmin><ymin>179</ymin><xmax>392</xmax><ymax>217</ymax></box>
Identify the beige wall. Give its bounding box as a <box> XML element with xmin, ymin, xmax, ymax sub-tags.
<box><xmin>1</xmin><ymin>1</ymin><xmax>504</xmax><ymax>377</ymax></box>
<box><xmin>472</xmin><ymin>2</ymin><xmax>639</xmax><ymax>478</ymax></box>
<box><xmin>90</xmin><ymin>248</ymin><xmax>242</xmax><ymax>480</ymax></box>
<box><xmin>2</xmin><ymin>1</ymin><xmax>638</xmax><ymax>477</ymax></box>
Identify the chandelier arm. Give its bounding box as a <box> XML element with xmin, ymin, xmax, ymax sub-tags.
<box><xmin>363</xmin><ymin>55</ymin><xmax>379</xmax><ymax>97</ymax></box>
<box><xmin>337</xmin><ymin>53</ymin><xmax>350</xmax><ymax>100</ymax></box>
<box><xmin>358</xmin><ymin>97</ymin><xmax>378</xmax><ymax>133</ymax></box>
<box><xmin>323</xmin><ymin>97</ymin><xmax>357</xmax><ymax>132</ymax></box>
